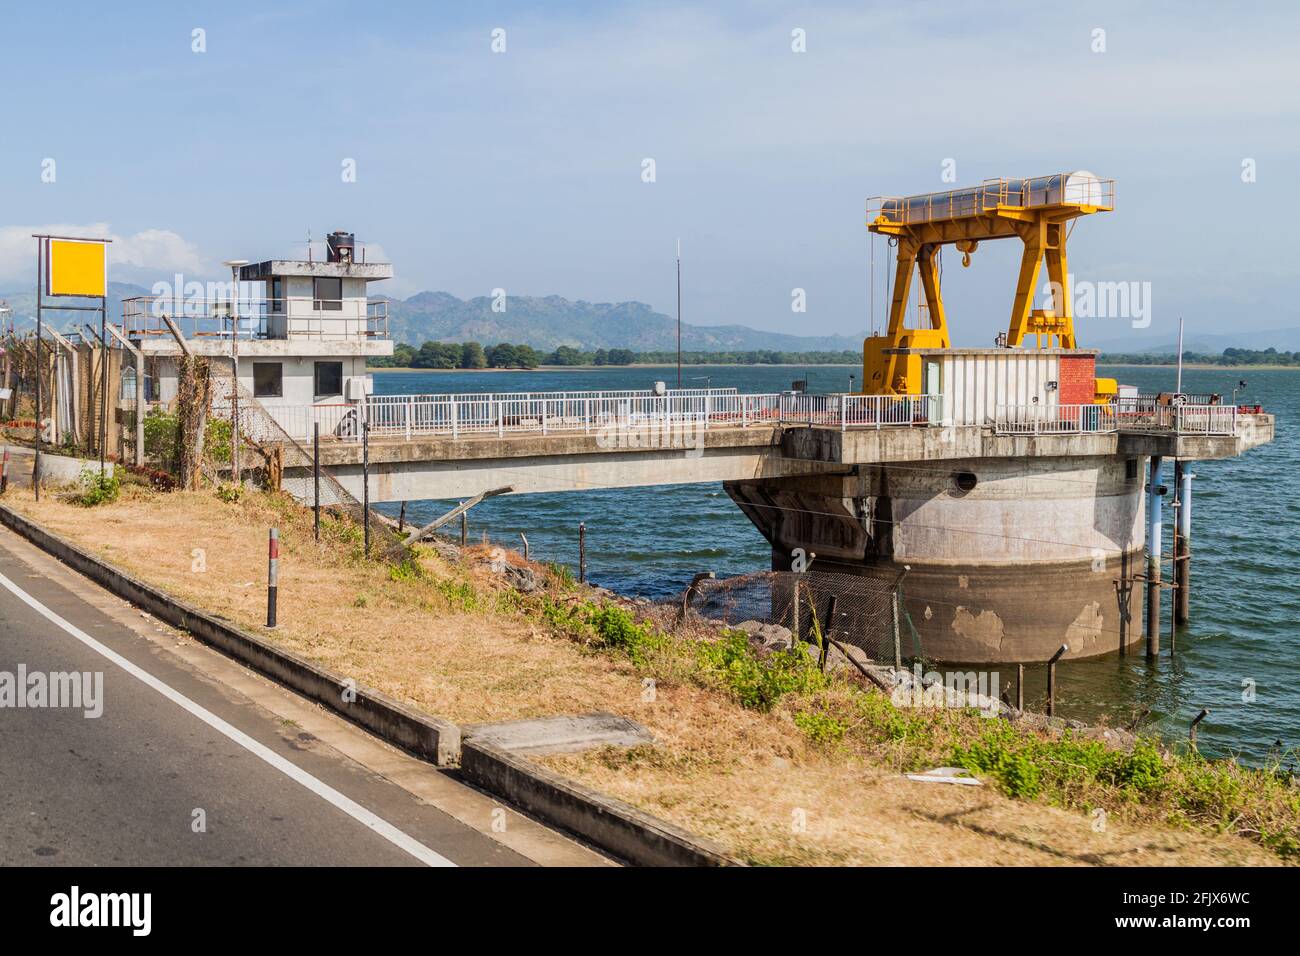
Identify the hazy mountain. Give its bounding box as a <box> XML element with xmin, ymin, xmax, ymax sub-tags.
<box><xmin>382</xmin><ymin>292</ymin><xmax>863</xmax><ymax>352</ymax></box>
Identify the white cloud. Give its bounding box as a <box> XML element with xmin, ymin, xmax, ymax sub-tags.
<box><xmin>0</xmin><ymin>224</ymin><xmax>208</xmax><ymax>288</ymax></box>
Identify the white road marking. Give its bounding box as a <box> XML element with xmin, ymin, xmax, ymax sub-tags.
<box><xmin>0</xmin><ymin>569</ymin><xmax>456</xmax><ymax>867</ymax></box>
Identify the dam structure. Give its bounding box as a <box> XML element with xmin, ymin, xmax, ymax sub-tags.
<box><xmin>118</xmin><ymin>184</ymin><xmax>1274</xmax><ymax>663</ymax></box>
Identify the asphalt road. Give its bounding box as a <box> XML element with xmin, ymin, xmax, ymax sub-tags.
<box><xmin>0</xmin><ymin>529</ymin><xmax>564</xmax><ymax>867</ymax></box>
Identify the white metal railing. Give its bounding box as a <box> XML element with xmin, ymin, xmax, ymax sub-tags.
<box><xmin>121</xmin><ymin>295</ymin><xmax>389</xmax><ymax>341</ymax></box>
<box><xmin>994</xmin><ymin>404</ymin><xmax>1117</xmax><ymax>435</ymax></box>
<box><xmin>995</xmin><ymin>402</ymin><xmax>1237</xmax><ymax>436</ymax></box>
<box><xmin>261</xmin><ymin>389</ymin><xmax>940</xmax><ymax>442</ymax></box>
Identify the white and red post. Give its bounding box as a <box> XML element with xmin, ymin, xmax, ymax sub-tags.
<box><xmin>266</xmin><ymin>527</ymin><xmax>279</xmax><ymax>629</ymax></box>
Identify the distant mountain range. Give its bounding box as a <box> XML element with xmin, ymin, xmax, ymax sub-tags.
<box><xmin>381</xmin><ymin>292</ymin><xmax>862</xmax><ymax>352</ymax></box>
<box><xmin>5</xmin><ymin>283</ymin><xmax>1296</xmax><ymax>356</ymax></box>
<box><xmin>0</xmin><ymin>284</ymin><xmax>860</xmax><ymax>352</ymax></box>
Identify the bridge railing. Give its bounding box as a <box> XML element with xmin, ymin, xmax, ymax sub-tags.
<box><xmin>267</xmin><ymin>389</ymin><xmax>945</xmax><ymax>442</ymax></box>
<box><xmin>994</xmin><ymin>402</ymin><xmax>1237</xmax><ymax>436</ymax></box>
<box><xmin>994</xmin><ymin>404</ymin><xmax>1117</xmax><ymax>435</ymax></box>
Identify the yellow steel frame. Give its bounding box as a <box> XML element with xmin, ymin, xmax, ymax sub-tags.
<box><xmin>863</xmin><ymin>181</ymin><xmax>1110</xmax><ymax>393</ymax></box>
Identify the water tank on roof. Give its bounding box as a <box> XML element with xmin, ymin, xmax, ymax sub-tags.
<box><xmin>326</xmin><ymin>231</ymin><xmax>355</xmax><ymax>263</ymax></box>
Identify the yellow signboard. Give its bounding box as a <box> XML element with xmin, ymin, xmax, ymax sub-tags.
<box><xmin>47</xmin><ymin>238</ymin><xmax>107</xmax><ymax>297</ymax></box>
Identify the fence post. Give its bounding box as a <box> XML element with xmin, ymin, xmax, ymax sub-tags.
<box><xmin>452</xmin><ymin>398</ymin><xmax>459</xmax><ymax>440</ymax></box>
<box><xmin>460</xmin><ymin>505</ymin><xmax>467</xmax><ymax>547</ymax></box>
<box><xmin>841</xmin><ymin>395</ymin><xmax>847</xmax><ymax>432</ymax></box>
<box><xmin>584</xmin><ymin>398</ymin><xmax>591</xmax><ymax>434</ymax></box>
<box><xmin>362</xmin><ymin>416</ymin><xmax>371</xmax><ymax>558</ymax></box>
<box><xmin>541</xmin><ymin>399</ymin><xmax>548</xmax><ymax>435</ymax></box>
<box><xmin>405</xmin><ymin>399</ymin><xmax>412</xmax><ymax>440</ymax></box>
<box><xmin>266</xmin><ymin>528</ymin><xmax>279</xmax><ymax>629</ymax></box>
<box><xmin>497</xmin><ymin>400</ymin><xmax>504</xmax><ymax>438</ymax></box>
<box><xmin>313</xmin><ymin>423</ymin><xmax>320</xmax><ymax>541</ymax></box>
<box><xmin>891</xmin><ymin>589</ymin><xmax>902</xmax><ymax>670</ymax></box>
<box><xmin>1046</xmin><ymin>643</ymin><xmax>1068</xmax><ymax>717</ymax></box>
<box><xmin>578</xmin><ymin>521</ymin><xmax>586</xmax><ymax>583</ymax></box>
<box><xmin>0</xmin><ymin>446</ymin><xmax>8</xmax><ymax>495</ymax></box>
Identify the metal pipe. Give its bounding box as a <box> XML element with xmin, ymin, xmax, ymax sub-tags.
<box><xmin>1176</xmin><ymin>467</ymin><xmax>1194</xmax><ymax>625</ymax></box>
<box><xmin>1190</xmin><ymin>707</ymin><xmax>1210</xmax><ymax>749</ymax></box>
<box><xmin>34</xmin><ymin>239</ymin><xmax>42</xmax><ymax>501</ymax></box>
<box><xmin>1146</xmin><ymin>456</ymin><xmax>1163</xmax><ymax>658</ymax></box>
<box><xmin>1016</xmin><ymin>663</ymin><xmax>1024</xmax><ymax>711</ymax></box>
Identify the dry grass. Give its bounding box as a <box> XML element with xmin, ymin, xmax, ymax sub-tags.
<box><xmin>4</xmin><ymin>482</ymin><xmax>1285</xmax><ymax>867</ymax></box>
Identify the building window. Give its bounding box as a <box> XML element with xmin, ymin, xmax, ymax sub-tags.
<box><xmin>254</xmin><ymin>362</ymin><xmax>283</xmax><ymax>398</ymax></box>
<box><xmin>314</xmin><ymin>361</ymin><xmax>343</xmax><ymax>399</ymax></box>
<box><xmin>314</xmin><ymin>277</ymin><xmax>342</xmax><ymax>311</ymax></box>
<box><xmin>269</xmin><ymin>277</ymin><xmax>283</xmax><ymax>313</ymax></box>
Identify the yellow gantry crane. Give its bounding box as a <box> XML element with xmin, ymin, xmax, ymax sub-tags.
<box><xmin>863</xmin><ymin>171</ymin><xmax>1114</xmax><ymax>394</ymax></box>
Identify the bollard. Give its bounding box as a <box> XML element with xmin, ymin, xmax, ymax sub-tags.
<box><xmin>266</xmin><ymin>528</ymin><xmax>279</xmax><ymax>629</ymax></box>
<box><xmin>1190</xmin><ymin>707</ymin><xmax>1210</xmax><ymax>749</ymax></box>
<box><xmin>0</xmin><ymin>446</ymin><xmax>8</xmax><ymax>495</ymax></box>
<box><xmin>1046</xmin><ymin>644</ymin><xmax>1068</xmax><ymax>717</ymax></box>
<box><xmin>578</xmin><ymin>522</ymin><xmax>587</xmax><ymax>583</ymax></box>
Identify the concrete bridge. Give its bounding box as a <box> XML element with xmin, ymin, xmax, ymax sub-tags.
<box><xmin>257</xmin><ymin>386</ymin><xmax>1273</xmax><ymax>664</ymax></box>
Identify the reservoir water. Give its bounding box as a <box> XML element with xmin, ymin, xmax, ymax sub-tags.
<box><xmin>372</xmin><ymin>364</ymin><xmax>1297</xmax><ymax>764</ymax></box>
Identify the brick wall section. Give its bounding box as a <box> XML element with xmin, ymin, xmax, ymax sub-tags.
<box><xmin>1058</xmin><ymin>354</ymin><xmax>1096</xmax><ymax>405</ymax></box>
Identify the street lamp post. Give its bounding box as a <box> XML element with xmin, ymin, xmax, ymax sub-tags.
<box><xmin>224</xmin><ymin>259</ymin><xmax>250</xmax><ymax>486</ymax></box>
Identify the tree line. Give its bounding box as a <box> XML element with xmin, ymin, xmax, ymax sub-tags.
<box><xmin>1099</xmin><ymin>348</ymin><xmax>1300</xmax><ymax>367</ymax></box>
<box><xmin>369</xmin><ymin>342</ymin><xmax>860</xmax><ymax>369</ymax></box>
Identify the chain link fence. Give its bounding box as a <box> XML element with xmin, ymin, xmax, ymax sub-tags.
<box><xmin>684</xmin><ymin>567</ymin><xmax>922</xmax><ymax>664</ymax></box>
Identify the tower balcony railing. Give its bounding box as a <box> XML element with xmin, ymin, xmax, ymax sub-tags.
<box><xmin>121</xmin><ymin>295</ymin><xmax>389</xmax><ymax>341</ymax></box>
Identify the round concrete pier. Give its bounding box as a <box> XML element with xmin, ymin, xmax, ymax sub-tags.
<box><xmin>726</xmin><ymin>454</ymin><xmax>1146</xmax><ymax>663</ymax></box>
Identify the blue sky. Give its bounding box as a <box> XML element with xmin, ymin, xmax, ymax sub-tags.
<box><xmin>1</xmin><ymin>0</ymin><xmax>1296</xmax><ymax>347</ymax></box>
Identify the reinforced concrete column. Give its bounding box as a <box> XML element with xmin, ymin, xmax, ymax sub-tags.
<box><xmin>1146</xmin><ymin>455</ymin><xmax>1163</xmax><ymax>657</ymax></box>
<box><xmin>1175</xmin><ymin>466</ymin><xmax>1194</xmax><ymax>625</ymax></box>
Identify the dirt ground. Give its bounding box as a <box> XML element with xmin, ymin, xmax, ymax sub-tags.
<box><xmin>3</xmin><ymin>485</ymin><xmax>1281</xmax><ymax>867</ymax></box>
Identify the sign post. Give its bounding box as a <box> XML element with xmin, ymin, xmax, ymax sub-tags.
<box><xmin>32</xmin><ymin>235</ymin><xmax>111</xmax><ymax>499</ymax></box>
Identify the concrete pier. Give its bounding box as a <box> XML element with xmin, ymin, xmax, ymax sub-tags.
<box><xmin>726</xmin><ymin>454</ymin><xmax>1144</xmax><ymax>663</ymax></box>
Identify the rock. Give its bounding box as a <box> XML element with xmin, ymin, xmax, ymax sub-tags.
<box><xmin>501</xmin><ymin>564</ymin><xmax>540</xmax><ymax>593</ymax></box>
<box><xmin>734</xmin><ymin>620</ymin><xmax>795</xmax><ymax>649</ymax></box>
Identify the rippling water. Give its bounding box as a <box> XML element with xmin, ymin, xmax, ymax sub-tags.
<box><xmin>372</xmin><ymin>364</ymin><xmax>1295</xmax><ymax>762</ymax></box>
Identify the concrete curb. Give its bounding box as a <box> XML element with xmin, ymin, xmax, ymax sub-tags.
<box><xmin>0</xmin><ymin>503</ymin><xmax>460</xmax><ymax>765</ymax></box>
<box><xmin>460</xmin><ymin>739</ymin><xmax>738</xmax><ymax>867</ymax></box>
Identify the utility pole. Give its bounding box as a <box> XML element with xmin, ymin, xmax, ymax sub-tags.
<box><xmin>676</xmin><ymin>238</ymin><xmax>682</xmax><ymax>389</ymax></box>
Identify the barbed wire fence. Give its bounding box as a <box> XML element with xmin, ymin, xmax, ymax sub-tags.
<box><xmin>684</xmin><ymin>567</ymin><xmax>922</xmax><ymax>666</ymax></box>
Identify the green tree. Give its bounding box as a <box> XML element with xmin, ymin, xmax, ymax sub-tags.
<box><xmin>486</xmin><ymin>343</ymin><xmax>518</xmax><ymax>368</ymax></box>
<box><xmin>460</xmin><ymin>341</ymin><xmax>487</xmax><ymax>369</ymax></box>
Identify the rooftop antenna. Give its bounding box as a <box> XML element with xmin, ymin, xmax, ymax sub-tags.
<box><xmin>307</xmin><ymin>228</ymin><xmax>313</xmax><ymax>264</ymax></box>
<box><xmin>676</xmin><ymin>238</ymin><xmax>682</xmax><ymax>389</ymax></box>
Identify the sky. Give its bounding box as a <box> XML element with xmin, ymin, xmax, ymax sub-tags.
<box><xmin>0</xmin><ymin>0</ymin><xmax>1297</xmax><ymax>347</ymax></box>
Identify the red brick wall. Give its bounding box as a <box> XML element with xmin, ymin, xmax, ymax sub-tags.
<box><xmin>1058</xmin><ymin>354</ymin><xmax>1096</xmax><ymax>405</ymax></box>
